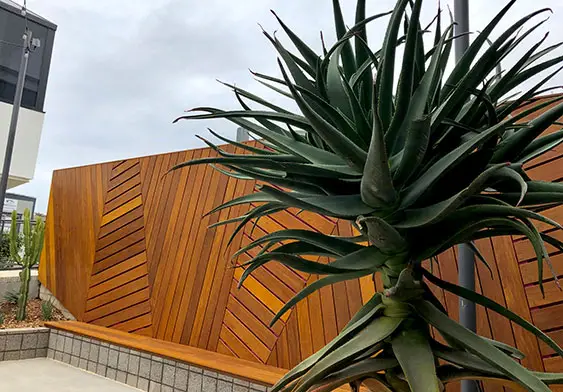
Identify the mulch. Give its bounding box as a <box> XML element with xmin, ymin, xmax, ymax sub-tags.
<box><xmin>0</xmin><ymin>299</ymin><xmax>66</xmax><ymax>329</ymax></box>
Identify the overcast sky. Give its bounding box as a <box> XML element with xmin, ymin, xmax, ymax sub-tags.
<box><xmin>13</xmin><ymin>0</ymin><xmax>563</xmax><ymax>213</ymax></box>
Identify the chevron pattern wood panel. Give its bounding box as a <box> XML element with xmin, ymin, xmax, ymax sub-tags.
<box><xmin>40</xmin><ymin>96</ymin><xmax>563</xmax><ymax>383</ymax></box>
<box><xmin>218</xmin><ymin>209</ymin><xmax>337</xmax><ymax>364</ymax></box>
<box><xmin>83</xmin><ymin>160</ymin><xmax>153</xmax><ymax>336</ymax></box>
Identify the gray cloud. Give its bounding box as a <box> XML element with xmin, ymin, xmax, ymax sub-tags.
<box><xmin>12</xmin><ymin>0</ymin><xmax>563</xmax><ymax>212</ymax></box>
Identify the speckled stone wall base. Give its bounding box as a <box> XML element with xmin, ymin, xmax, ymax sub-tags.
<box><xmin>0</xmin><ymin>327</ymin><xmax>50</xmax><ymax>361</ymax></box>
<box><xmin>48</xmin><ymin>329</ymin><xmax>271</xmax><ymax>392</ymax></box>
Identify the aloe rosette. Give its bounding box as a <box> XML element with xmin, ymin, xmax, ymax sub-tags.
<box><xmin>173</xmin><ymin>0</ymin><xmax>563</xmax><ymax>390</ymax></box>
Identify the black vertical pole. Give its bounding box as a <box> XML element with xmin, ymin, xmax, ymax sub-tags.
<box><xmin>454</xmin><ymin>0</ymin><xmax>470</xmax><ymax>61</ymax></box>
<box><xmin>454</xmin><ymin>1</ymin><xmax>477</xmax><ymax>392</ymax></box>
<box><xmin>0</xmin><ymin>10</ymin><xmax>32</xmax><ymax>216</ymax></box>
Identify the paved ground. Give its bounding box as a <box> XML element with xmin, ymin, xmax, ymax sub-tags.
<box><xmin>0</xmin><ymin>358</ymin><xmax>139</xmax><ymax>391</ymax></box>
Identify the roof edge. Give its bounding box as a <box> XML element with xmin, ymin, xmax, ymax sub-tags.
<box><xmin>0</xmin><ymin>0</ymin><xmax>57</xmax><ymax>31</ymax></box>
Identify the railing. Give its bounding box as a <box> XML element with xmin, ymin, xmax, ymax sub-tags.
<box><xmin>0</xmin><ymin>216</ymin><xmax>36</xmax><ymax>232</ymax></box>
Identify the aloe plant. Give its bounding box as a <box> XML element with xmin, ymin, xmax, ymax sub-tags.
<box><xmin>173</xmin><ymin>0</ymin><xmax>563</xmax><ymax>390</ymax></box>
<box><xmin>10</xmin><ymin>208</ymin><xmax>45</xmax><ymax>321</ymax></box>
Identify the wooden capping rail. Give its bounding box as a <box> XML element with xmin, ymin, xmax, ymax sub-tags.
<box><xmin>45</xmin><ymin>321</ymin><xmax>285</xmax><ymax>386</ymax></box>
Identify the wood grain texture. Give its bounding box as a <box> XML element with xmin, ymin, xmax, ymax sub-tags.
<box><xmin>39</xmin><ymin>99</ymin><xmax>563</xmax><ymax>378</ymax></box>
<box><xmin>84</xmin><ymin>159</ymin><xmax>153</xmax><ymax>333</ymax></box>
<box><xmin>518</xmin><ymin>96</ymin><xmax>563</xmax><ymax>373</ymax></box>
<box><xmin>493</xmin><ymin>236</ymin><xmax>545</xmax><ymax>371</ymax></box>
<box><xmin>39</xmin><ymin>162</ymin><xmax>113</xmax><ymax>320</ymax></box>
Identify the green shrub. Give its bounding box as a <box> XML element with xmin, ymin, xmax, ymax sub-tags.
<box><xmin>41</xmin><ymin>300</ymin><xmax>54</xmax><ymax>321</ymax></box>
<box><xmin>0</xmin><ymin>232</ymin><xmax>21</xmax><ymax>269</ymax></box>
<box><xmin>0</xmin><ymin>312</ymin><xmax>4</xmax><ymax>325</ymax></box>
<box><xmin>3</xmin><ymin>289</ymin><xmax>19</xmax><ymax>304</ymax></box>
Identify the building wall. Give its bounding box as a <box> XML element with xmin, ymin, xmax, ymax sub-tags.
<box><xmin>0</xmin><ymin>101</ymin><xmax>44</xmax><ymax>187</ymax></box>
<box><xmin>0</xmin><ymin>1</ymin><xmax>56</xmax><ymax>189</ymax></box>
<box><xmin>0</xmin><ymin>0</ymin><xmax>57</xmax><ymax>113</ymax></box>
<box><xmin>8</xmin><ymin>194</ymin><xmax>36</xmax><ymax>216</ymax></box>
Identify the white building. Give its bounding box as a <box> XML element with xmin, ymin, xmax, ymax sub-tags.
<box><xmin>0</xmin><ymin>0</ymin><xmax>56</xmax><ymax>189</ymax></box>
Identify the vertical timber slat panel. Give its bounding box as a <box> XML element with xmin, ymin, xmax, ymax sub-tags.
<box><xmin>39</xmin><ymin>162</ymin><xmax>112</xmax><ymax>320</ymax></box>
<box><xmin>493</xmin><ymin>236</ymin><xmax>544</xmax><ymax>371</ymax></box>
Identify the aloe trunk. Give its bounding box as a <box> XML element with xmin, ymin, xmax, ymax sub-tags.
<box><xmin>172</xmin><ymin>0</ymin><xmax>563</xmax><ymax>390</ymax></box>
<box><xmin>10</xmin><ymin>208</ymin><xmax>45</xmax><ymax>321</ymax></box>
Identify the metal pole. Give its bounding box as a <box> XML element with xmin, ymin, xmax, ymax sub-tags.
<box><xmin>0</xmin><ymin>28</ymin><xmax>31</xmax><ymax>213</ymax></box>
<box><xmin>454</xmin><ymin>0</ymin><xmax>470</xmax><ymax>62</ymax></box>
<box><xmin>454</xmin><ymin>1</ymin><xmax>477</xmax><ymax>392</ymax></box>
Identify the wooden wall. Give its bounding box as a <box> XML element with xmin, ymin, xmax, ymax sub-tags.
<box><xmin>517</xmin><ymin>97</ymin><xmax>563</xmax><ymax>376</ymax></box>
<box><xmin>40</xmin><ymin>97</ymin><xmax>563</xmax><ymax>386</ymax></box>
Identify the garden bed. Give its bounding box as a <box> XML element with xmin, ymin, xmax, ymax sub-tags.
<box><xmin>0</xmin><ymin>299</ymin><xmax>66</xmax><ymax>329</ymax></box>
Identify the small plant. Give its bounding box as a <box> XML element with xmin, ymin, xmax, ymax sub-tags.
<box><xmin>0</xmin><ymin>312</ymin><xmax>4</xmax><ymax>325</ymax></box>
<box><xmin>41</xmin><ymin>299</ymin><xmax>54</xmax><ymax>321</ymax></box>
<box><xmin>3</xmin><ymin>289</ymin><xmax>19</xmax><ymax>304</ymax></box>
<box><xmin>10</xmin><ymin>208</ymin><xmax>45</xmax><ymax>321</ymax></box>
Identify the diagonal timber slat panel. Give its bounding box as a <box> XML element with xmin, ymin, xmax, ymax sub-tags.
<box><xmin>83</xmin><ymin>159</ymin><xmax>153</xmax><ymax>333</ymax></box>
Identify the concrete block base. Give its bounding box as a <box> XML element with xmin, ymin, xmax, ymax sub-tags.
<box><xmin>0</xmin><ymin>327</ymin><xmax>49</xmax><ymax>361</ymax></box>
<box><xmin>48</xmin><ymin>329</ymin><xmax>270</xmax><ymax>392</ymax></box>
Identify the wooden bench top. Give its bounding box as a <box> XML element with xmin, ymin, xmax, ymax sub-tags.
<box><xmin>46</xmin><ymin>321</ymin><xmax>286</xmax><ymax>386</ymax></box>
